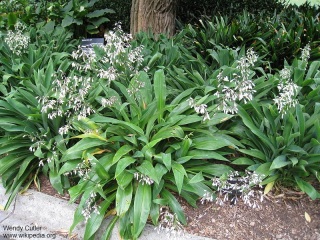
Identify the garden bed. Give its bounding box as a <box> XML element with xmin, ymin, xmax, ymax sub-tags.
<box><xmin>33</xmin><ymin>175</ymin><xmax>320</xmax><ymax>240</ymax></box>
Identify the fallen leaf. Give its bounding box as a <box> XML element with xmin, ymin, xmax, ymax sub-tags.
<box><xmin>0</xmin><ymin>204</ymin><xmax>4</xmax><ymax>211</ymax></box>
<box><xmin>305</xmin><ymin>212</ymin><xmax>311</xmax><ymax>222</ymax></box>
<box><xmin>264</xmin><ymin>181</ymin><xmax>274</xmax><ymax>195</ymax></box>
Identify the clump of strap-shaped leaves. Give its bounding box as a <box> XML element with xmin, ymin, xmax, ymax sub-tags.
<box><xmin>59</xmin><ymin>69</ymin><xmax>239</xmax><ymax>239</ymax></box>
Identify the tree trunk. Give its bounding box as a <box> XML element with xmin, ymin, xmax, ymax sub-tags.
<box><xmin>130</xmin><ymin>0</ymin><xmax>177</xmax><ymax>37</ymax></box>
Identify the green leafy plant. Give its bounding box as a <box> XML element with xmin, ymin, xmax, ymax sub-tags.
<box><xmin>58</xmin><ymin>67</ymin><xmax>240</xmax><ymax>239</ymax></box>
<box><xmin>0</xmin><ymin>22</ymin><xmax>78</xmax><ymax>208</ymax></box>
<box><xmin>232</xmin><ymin>56</ymin><xmax>320</xmax><ymax>199</ymax></box>
<box><xmin>60</xmin><ymin>0</ymin><xmax>115</xmax><ymax>37</ymax></box>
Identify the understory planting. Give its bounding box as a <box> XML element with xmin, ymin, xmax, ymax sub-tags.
<box><xmin>0</xmin><ymin>1</ymin><xmax>319</xmax><ymax>239</ymax></box>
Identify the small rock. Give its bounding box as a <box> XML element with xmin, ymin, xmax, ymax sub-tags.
<box><xmin>250</xmin><ymin>222</ymin><xmax>255</xmax><ymax>226</ymax></box>
<box><xmin>276</xmin><ymin>234</ymin><xmax>283</xmax><ymax>239</ymax></box>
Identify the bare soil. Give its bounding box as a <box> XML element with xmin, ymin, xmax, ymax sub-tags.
<box><xmin>31</xmin><ymin>175</ymin><xmax>320</xmax><ymax>240</ymax></box>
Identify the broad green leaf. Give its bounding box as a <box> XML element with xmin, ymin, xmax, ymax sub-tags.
<box><xmin>296</xmin><ymin>104</ymin><xmax>305</xmax><ymax>145</ymax></box>
<box><xmin>232</xmin><ymin>157</ymin><xmax>256</xmax><ymax>165</ymax></box>
<box><xmin>150</xmin><ymin>203</ymin><xmax>160</xmax><ymax>226</ymax></box>
<box><xmin>115</xmin><ymin>157</ymin><xmax>136</xmax><ymax>178</ymax></box>
<box><xmin>261</xmin><ymin>174</ymin><xmax>279</xmax><ymax>185</ymax></box>
<box><xmin>71</xmin><ymin>132</ymin><xmax>107</xmax><ymax>142</ymax></box>
<box><xmin>161</xmin><ymin>189</ymin><xmax>186</xmax><ymax>225</ymax></box>
<box><xmin>286</xmin><ymin>145</ymin><xmax>307</xmax><ymax>155</ymax></box>
<box><xmin>154</xmin><ymin>164</ymin><xmax>168</xmax><ymax>182</ymax></box>
<box><xmin>192</xmin><ymin>136</ymin><xmax>233</xmax><ymax>150</ymax></box>
<box><xmin>172</xmin><ymin>162</ymin><xmax>187</xmax><ymax>194</ymax></box>
<box><xmin>116</xmin><ymin>171</ymin><xmax>134</xmax><ymax>189</ymax></box>
<box><xmin>116</xmin><ymin>184</ymin><xmax>133</xmax><ymax>216</ymax></box>
<box><xmin>151</xmin><ymin>126</ymin><xmax>184</xmax><ymax>141</ymax></box>
<box><xmin>238</xmin><ymin>149</ymin><xmax>266</xmax><ymax>161</ymax></box>
<box><xmin>0</xmin><ymin>142</ymin><xmax>30</xmax><ymax>156</ymax></box>
<box><xmin>189</xmin><ymin>172</ymin><xmax>204</xmax><ymax>184</ymax></box>
<box><xmin>91</xmin><ymin>159</ymin><xmax>110</xmax><ymax>180</ymax></box>
<box><xmin>207</xmin><ymin>113</ymin><xmax>233</xmax><ymax>125</ymax></box>
<box><xmin>88</xmin><ymin>17</ymin><xmax>110</xmax><ymax>27</ymax></box>
<box><xmin>61</xmin><ymin>15</ymin><xmax>75</xmax><ymax>27</ymax></box>
<box><xmin>86</xmin><ymin>8</ymin><xmax>114</xmax><ymax>18</ymax></box>
<box><xmin>141</xmin><ymin>138</ymin><xmax>162</xmax><ymax>154</ymax></box>
<box><xmin>91</xmin><ymin>115</ymin><xmax>144</xmax><ymax>135</ymax></box>
<box><xmin>136</xmin><ymin>161</ymin><xmax>159</xmax><ymax>184</ymax></box>
<box><xmin>154</xmin><ymin>69</ymin><xmax>166</xmax><ymax>121</ymax></box>
<box><xmin>187</xmin><ymin>164</ymin><xmax>233</xmax><ymax>176</ymax></box>
<box><xmin>133</xmin><ymin>184</ymin><xmax>151</xmax><ymax>239</ymax></box>
<box><xmin>270</xmin><ymin>155</ymin><xmax>290</xmax><ymax>170</ymax></box>
<box><xmin>113</xmin><ymin>145</ymin><xmax>134</xmax><ymax>164</ymax></box>
<box><xmin>176</xmin><ymin>138</ymin><xmax>192</xmax><ymax>158</ymax></box>
<box><xmin>188</xmin><ymin>150</ymin><xmax>228</xmax><ymax>161</ymax></box>
<box><xmin>62</xmin><ymin>138</ymin><xmax>106</xmax><ymax>162</ymax></box>
<box><xmin>59</xmin><ymin>160</ymin><xmax>82</xmax><ymax>175</ymax></box>
<box><xmin>161</xmin><ymin>153</ymin><xmax>171</xmax><ymax>170</ymax></box>
<box><xmin>84</xmin><ymin>195</ymin><xmax>115</xmax><ymax>239</ymax></box>
<box><xmin>255</xmin><ymin>162</ymin><xmax>272</xmax><ymax>176</ymax></box>
<box><xmin>49</xmin><ymin>170</ymin><xmax>63</xmax><ymax>194</ymax></box>
<box><xmin>0</xmin><ymin>155</ymin><xmax>25</xmax><ymax>175</ymax></box>
<box><xmin>295</xmin><ymin>177</ymin><xmax>320</xmax><ymax>200</ymax></box>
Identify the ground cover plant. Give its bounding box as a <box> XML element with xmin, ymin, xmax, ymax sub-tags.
<box><xmin>0</xmin><ymin>1</ymin><xmax>319</xmax><ymax>240</ymax></box>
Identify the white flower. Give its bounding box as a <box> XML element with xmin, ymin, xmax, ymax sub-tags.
<box><xmin>59</xmin><ymin>125</ymin><xmax>70</xmax><ymax>135</ymax></box>
<box><xmin>101</xmin><ymin>96</ymin><xmax>118</xmax><ymax>107</ymax></box>
<box><xmin>4</xmin><ymin>22</ymin><xmax>30</xmax><ymax>56</ymax></box>
<box><xmin>200</xmin><ymin>190</ymin><xmax>214</xmax><ymax>204</ymax></box>
<box><xmin>188</xmin><ymin>98</ymin><xmax>210</xmax><ymax>121</ymax></box>
<box><xmin>279</xmin><ymin>68</ymin><xmax>291</xmax><ymax>81</ymax></box>
<box><xmin>212</xmin><ymin>170</ymin><xmax>264</xmax><ymax>208</ymax></box>
<box><xmin>274</xmin><ymin>75</ymin><xmax>299</xmax><ymax>117</ymax></box>
<box><xmin>301</xmin><ymin>44</ymin><xmax>311</xmax><ymax>62</ymax></box>
<box><xmin>134</xmin><ymin>172</ymin><xmax>154</xmax><ymax>185</ymax></box>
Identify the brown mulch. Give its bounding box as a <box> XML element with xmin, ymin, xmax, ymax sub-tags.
<box><xmin>30</xmin><ymin>175</ymin><xmax>320</xmax><ymax>240</ymax></box>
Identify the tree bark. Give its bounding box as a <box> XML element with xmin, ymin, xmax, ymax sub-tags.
<box><xmin>130</xmin><ymin>0</ymin><xmax>177</xmax><ymax>37</ymax></box>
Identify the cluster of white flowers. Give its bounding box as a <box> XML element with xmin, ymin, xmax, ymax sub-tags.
<box><xmin>70</xmin><ymin>23</ymin><xmax>146</xmax><ymax>110</ymax></box>
<box><xmin>102</xmin><ymin>23</ymin><xmax>144</xmax><ymax>73</ymax></box>
<box><xmin>71</xmin><ymin>46</ymin><xmax>96</xmax><ymax>72</ymax></box>
<box><xmin>156</xmin><ymin>207</ymin><xmax>185</xmax><ymax>238</ymax></box>
<box><xmin>4</xmin><ymin>22</ymin><xmax>30</xmax><ymax>56</ymax></box>
<box><xmin>127</xmin><ymin>78</ymin><xmax>146</xmax><ymax>97</ymax></box>
<box><xmin>81</xmin><ymin>192</ymin><xmax>100</xmax><ymax>223</ymax></box>
<box><xmin>273</xmin><ymin>68</ymin><xmax>299</xmax><ymax>117</ymax></box>
<box><xmin>212</xmin><ymin>170</ymin><xmax>264</xmax><ymax>208</ymax></box>
<box><xmin>38</xmin><ymin>71</ymin><xmax>95</xmax><ymax>135</ymax></box>
<box><xmin>58</xmin><ymin>124</ymin><xmax>71</xmax><ymax>135</ymax></box>
<box><xmin>38</xmin><ymin>150</ymin><xmax>58</xmax><ymax>167</ymax></box>
<box><xmin>71</xmin><ymin>24</ymin><xmax>145</xmax><ymax>78</ymax></box>
<box><xmin>187</xmin><ymin>97</ymin><xmax>210</xmax><ymax>121</ymax></box>
<box><xmin>134</xmin><ymin>172</ymin><xmax>154</xmax><ymax>185</ymax></box>
<box><xmin>101</xmin><ymin>96</ymin><xmax>118</xmax><ymax>107</ymax></box>
<box><xmin>215</xmin><ymin>48</ymin><xmax>258</xmax><ymax>114</ymax></box>
<box><xmin>23</xmin><ymin>132</ymin><xmax>48</xmax><ymax>153</ymax></box>
<box><xmin>301</xmin><ymin>43</ymin><xmax>311</xmax><ymax>63</ymax></box>
<box><xmin>98</xmin><ymin>67</ymin><xmax>118</xmax><ymax>85</ymax></box>
<box><xmin>64</xmin><ymin>158</ymin><xmax>92</xmax><ymax>181</ymax></box>
<box><xmin>200</xmin><ymin>190</ymin><xmax>214</xmax><ymax>204</ymax></box>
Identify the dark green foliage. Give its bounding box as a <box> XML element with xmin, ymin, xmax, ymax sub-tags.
<box><xmin>180</xmin><ymin>5</ymin><xmax>320</xmax><ymax>71</ymax></box>
<box><xmin>176</xmin><ymin>0</ymin><xmax>286</xmax><ymax>25</ymax></box>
